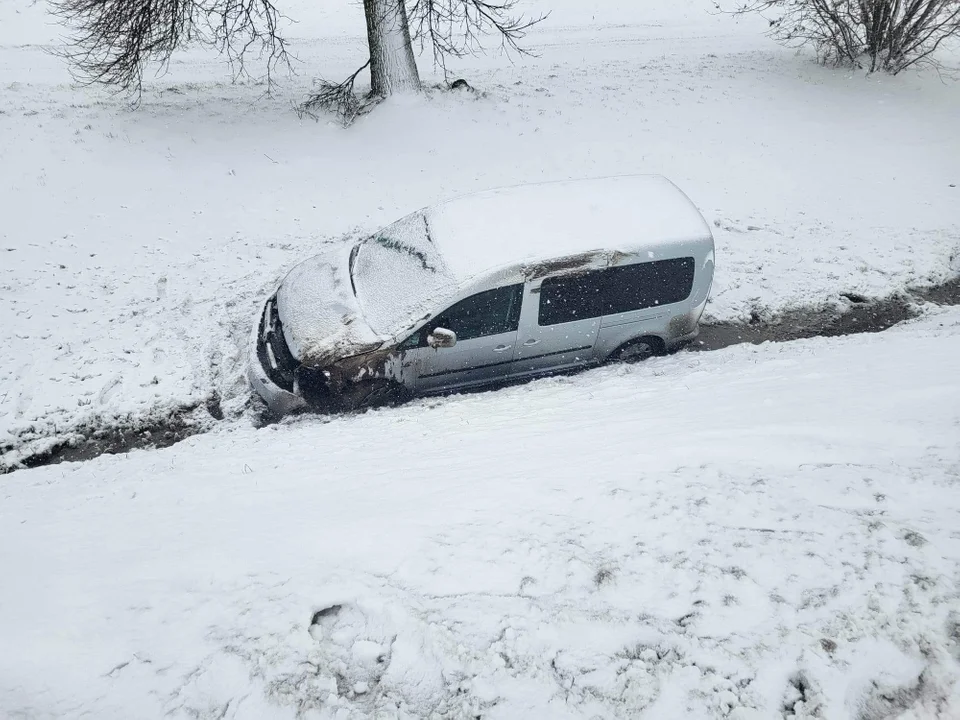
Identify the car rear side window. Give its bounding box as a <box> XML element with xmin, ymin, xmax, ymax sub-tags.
<box><xmin>538</xmin><ymin>271</ymin><xmax>604</xmax><ymax>326</ymax></box>
<box><xmin>602</xmin><ymin>258</ymin><xmax>695</xmax><ymax>315</ymax></box>
<box><xmin>537</xmin><ymin>257</ymin><xmax>696</xmax><ymax>326</ymax></box>
<box><xmin>407</xmin><ymin>284</ymin><xmax>523</xmax><ymax>347</ymax></box>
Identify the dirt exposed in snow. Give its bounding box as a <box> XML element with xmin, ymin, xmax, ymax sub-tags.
<box><xmin>20</xmin><ymin>422</ymin><xmax>196</xmax><ymax>469</ymax></box>
<box><xmin>9</xmin><ymin>398</ymin><xmax>222</xmax><ymax>472</ymax></box>
<box><xmin>5</xmin><ymin>277</ymin><xmax>958</xmax><ymax>474</ymax></box>
<box><xmin>695</xmin><ymin>294</ymin><xmax>916</xmax><ymax>351</ymax></box>
<box><xmin>695</xmin><ymin>277</ymin><xmax>960</xmax><ymax>351</ymax></box>
<box><xmin>916</xmin><ymin>275</ymin><xmax>960</xmax><ymax>306</ymax></box>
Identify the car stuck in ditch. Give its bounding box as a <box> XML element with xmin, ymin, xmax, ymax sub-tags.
<box><xmin>248</xmin><ymin>174</ymin><xmax>715</xmax><ymax>415</ymax></box>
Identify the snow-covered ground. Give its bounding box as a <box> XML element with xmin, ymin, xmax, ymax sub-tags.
<box><xmin>1</xmin><ymin>0</ymin><xmax>958</xmax><ymax>460</ymax></box>
<box><xmin>2</xmin><ymin>0</ymin><xmax>960</xmax><ymax>716</ymax></box>
<box><xmin>3</xmin><ymin>308</ymin><xmax>960</xmax><ymax>719</ymax></box>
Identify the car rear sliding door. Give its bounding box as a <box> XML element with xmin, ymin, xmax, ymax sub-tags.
<box><xmin>513</xmin><ymin>271</ymin><xmax>604</xmax><ymax>377</ymax></box>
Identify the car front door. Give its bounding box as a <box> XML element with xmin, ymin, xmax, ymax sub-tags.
<box><xmin>513</xmin><ymin>270</ymin><xmax>604</xmax><ymax>378</ymax></box>
<box><xmin>401</xmin><ymin>283</ymin><xmax>524</xmax><ymax>394</ymax></box>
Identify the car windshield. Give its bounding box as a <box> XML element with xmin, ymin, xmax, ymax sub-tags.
<box><xmin>351</xmin><ymin>212</ymin><xmax>459</xmax><ymax>337</ymax></box>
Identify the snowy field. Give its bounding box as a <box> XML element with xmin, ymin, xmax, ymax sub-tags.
<box><xmin>2</xmin><ymin>0</ymin><xmax>960</xmax><ymax>717</ymax></box>
<box><xmin>3</xmin><ymin>310</ymin><xmax>960</xmax><ymax>719</ymax></box>
<box><xmin>1</xmin><ymin>0</ymin><xmax>959</xmax><ymax>460</ymax></box>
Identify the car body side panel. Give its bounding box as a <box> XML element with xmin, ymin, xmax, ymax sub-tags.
<box><xmin>406</xmin><ymin>329</ymin><xmax>521</xmax><ymax>394</ymax></box>
<box><xmin>594</xmin><ymin>314</ymin><xmax>688</xmax><ymax>360</ymax></box>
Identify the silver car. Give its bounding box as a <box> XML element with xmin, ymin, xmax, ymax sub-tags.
<box><xmin>248</xmin><ymin>175</ymin><xmax>715</xmax><ymax>414</ymax></box>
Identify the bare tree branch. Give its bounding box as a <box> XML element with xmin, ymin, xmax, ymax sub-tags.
<box><xmin>407</xmin><ymin>0</ymin><xmax>549</xmax><ymax>78</ymax></box>
<box><xmin>51</xmin><ymin>0</ymin><xmax>292</xmax><ymax>96</ymax></box>
<box><xmin>297</xmin><ymin>60</ymin><xmax>375</xmax><ymax>127</ymax></box>
<box><xmin>722</xmin><ymin>0</ymin><xmax>960</xmax><ymax>73</ymax></box>
<box><xmin>53</xmin><ymin>0</ymin><xmax>550</xmax><ymax>124</ymax></box>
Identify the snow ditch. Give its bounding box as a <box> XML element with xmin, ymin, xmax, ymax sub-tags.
<box><xmin>7</xmin><ymin>397</ymin><xmax>223</xmax><ymax>472</ymax></box>
<box><xmin>694</xmin><ymin>287</ymin><xmax>932</xmax><ymax>351</ymax></box>
<box><xmin>2</xmin><ymin>277</ymin><xmax>959</xmax><ymax>475</ymax></box>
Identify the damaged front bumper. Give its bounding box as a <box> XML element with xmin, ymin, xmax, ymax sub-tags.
<box><xmin>247</xmin><ymin>296</ymin><xmax>309</xmax><ymax>416</ymax></box>
<box><xmin>248</xmin><ymin>293</ymin><xmax>406</xmax><ymax>416</ymax></box>
<box><xmin>246</xmin><ymin>346</ymin><xmax>308</xmax><ymax>416</ymax></box>
<box><xmin>247</xmin><ymin>296</ymin><xmax>351</xmax><ymax>415</ymax></box>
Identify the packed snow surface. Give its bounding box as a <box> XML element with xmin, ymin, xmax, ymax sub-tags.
<box><xmin>3</xmin><ymin>309</ymin><xmax>960</xmax><ymax>719</ymax></box>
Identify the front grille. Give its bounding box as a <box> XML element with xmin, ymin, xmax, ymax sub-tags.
<box><xmin>256</xmin><ymin>296</ymin><xmax>300</xmax><ymax>392</ymax></box>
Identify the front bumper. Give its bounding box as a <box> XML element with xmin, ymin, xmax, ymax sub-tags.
<box><xmin>246</xmin><ymin>299</ymin><xmax>308</xmax><ymax>416</ymax></box>
<box><xmin>246</xmin><ymin>340</ymin><xmax>308</xmax><ymax>416</ymax></box>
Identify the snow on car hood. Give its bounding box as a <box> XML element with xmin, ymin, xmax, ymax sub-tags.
<box><xmin>275</xmin><ymin>244</ymin><xmax>387</xmax><ymax>366</ymax></box>
<box><xmin>351</xmin><ymin>212</ymin><xmax>459</xmax><ymax>337</ymax></box>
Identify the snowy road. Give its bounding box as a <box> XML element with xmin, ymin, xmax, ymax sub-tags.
<box><xmin>3</xmin><ymin>309</ymin><xmax>960</xmax><ymax>719</ymax></box>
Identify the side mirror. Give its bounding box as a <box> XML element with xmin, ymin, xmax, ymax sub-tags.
<box><xmin>427</xmin><ymin>327</ymin><xmax>457</xmax><ymax>349</ymax></box>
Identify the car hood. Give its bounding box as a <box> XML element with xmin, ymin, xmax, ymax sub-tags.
<box><xmin>275</xmin><ymin>244</ymin><xmax>388</xmax><ymax>366</ymax></box>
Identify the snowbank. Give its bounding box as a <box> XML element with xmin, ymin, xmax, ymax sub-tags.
<box><xmin>2</xmin><ymin>308</ymin><xmax>960</xmax><ymax>718</ymax></box>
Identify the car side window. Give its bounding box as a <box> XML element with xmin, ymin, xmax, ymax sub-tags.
<box><xmin>602</xmin><ymin>258</ymin><xmax>695</xmax><ymax>314</ymax></box>
<box><xmin>538</xmin><ymin>270</ymin><xmax>604</xmax><ymax>326</ymax></box>
<box><xmin>404</xmin><ymin>284</ymin><xmax>523</xmax><ymax>348</ymax></box>
<box><xmin>537</xmin><ymin>257</ymin><xmax>696</xmax><ymax>325</ymax></box>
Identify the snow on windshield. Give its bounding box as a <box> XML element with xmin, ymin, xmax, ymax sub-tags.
<box><xmin>353</xmin><ymin>212</ymin><xmax>459</xmax><ymax>337</ymax></box>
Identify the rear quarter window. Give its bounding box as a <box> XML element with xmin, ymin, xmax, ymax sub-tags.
<box><xmin>537</xmin><ymin>257</ymin><xmax>697</xmax><ymax>326</ymax></box>
<box><xmin>602</xmin><ymin>257</ymin><xmax>695</xmax><ymax>314</ymax></box>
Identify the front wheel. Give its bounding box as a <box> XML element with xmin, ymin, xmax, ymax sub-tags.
<box><xmin>609</xmin><ymin>337</ymin><xmax>662</xmax><ymax>365</ymax></box>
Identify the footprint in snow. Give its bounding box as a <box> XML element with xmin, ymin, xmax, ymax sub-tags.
<box><xmin>97</xmin><ymin>375</ymin><xmax>122</xmax><ymax>405</ymax></box>
<box><xmin>297</xmin><ymin>595</ymin><xmax>451</xmax><ymax>713</ymax></box>
<box><xmin>308</xmin><ymin>602</ymin><xmax>394</xmax><ymax>699</ymax></box>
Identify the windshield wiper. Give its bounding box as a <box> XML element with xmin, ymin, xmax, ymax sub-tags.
<box><xmin>348</xmin><ymin>242</ymin><xmax>361</xmax><ymax>297</ymax></box>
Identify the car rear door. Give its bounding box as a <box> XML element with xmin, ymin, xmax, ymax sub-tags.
<box><xmin>406</xmin><ymin>284</ymin><xmax>524</xmax><ymax>394</ymax></box>
<box><xmin>512</xmin><ymin>269</ymin><xmax>604</xmax><ymax>378</ymax></box>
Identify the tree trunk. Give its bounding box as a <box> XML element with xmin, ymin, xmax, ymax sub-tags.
<box><xmin>363</xmin><ymin>0</ymin><xmax>421</xmax><ymax>97</ymax></box>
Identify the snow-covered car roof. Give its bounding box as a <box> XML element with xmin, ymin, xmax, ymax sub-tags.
<box><xmin>422</xmin><ymin>174</ymin><xmax>713</xmax><ymax>281</ymax></box>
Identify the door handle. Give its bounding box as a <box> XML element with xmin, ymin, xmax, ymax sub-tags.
<box><xmin>523</xmin><ymin>339</ymin><xmax>540</xmax><ymax>346</ymax></box>
<box><xmin>492</xmin><ymin>345</ymin><xmax>512</xmax><ymax>353</ymax></box>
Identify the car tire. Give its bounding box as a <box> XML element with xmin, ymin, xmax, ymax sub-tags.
<box><xmin>609</xmin><ymin>337</ymin><xmax>663</xmax><ymax>364</ymax></box>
